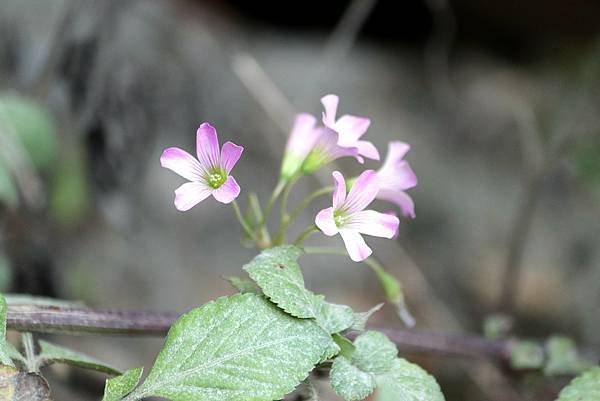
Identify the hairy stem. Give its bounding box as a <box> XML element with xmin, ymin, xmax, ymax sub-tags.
<box><xmin>293</xmin><ymin>226</ymin><xmax>319</xmax><ymax>246</ymax></box>
<box><xmin>4</xmin><ymin>304</ymin><xmax>516</xmax><ymax>362</ymax></box>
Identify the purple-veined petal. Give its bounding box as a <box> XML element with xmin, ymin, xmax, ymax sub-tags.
<box><xmin>212</xmin><ymin>175</ymin><xmax>241</xmax><ymax>204</ymax></box>
<box><xmin>160</xmin><ymin>147</ymin><xmax>205</xmax><ymax>182</ymax></box>
<box><xmin>377</xmin><ymin>189</ymin><xmax>416</xmax><ymax>218</ymax></box>
<box><xmin>332</xmin><ymin>171</ymin><xmax>347</xmax><ymax>209</ymax></box>
<box><xmin>315</xmin><ymin>207</ymin><xmax>338</xmax><ymax>236</ymax></box>
<box><xmin>339</xmin><ymin>229</ymin><xmax>372</xmax><ymax>262</ymax></box>
<box><xmin>344</xmin><ymin>170</ymin><xmax>379</xmax><ymax>213</ymax></box>
<box><xmin>346</xmin><ymin>210</ymin><xmax>399</xmax><ymax>238</ymax></box>
<box><xmin>355</xmin><ymin>140</ymin><xmax>380</xmax><ymax>161</ymax></box>
<box><xmin>174</xmin><ymin>181</ymin><xmax>212</xmax><ymax>211</ymax></box>
<box><xmin>335</xmin><ymin>115</ymin><xmax>371</xmax><ymax>144</ymax></box>
<box><xmin>321</xmin><ymin>94</ymin><xmax>339</xmax><ymax>126</ymax></box>
<box><xmin>220</xmin><ymin>141</ymin><xmax>244</xmax><ymax>174</ymax></box>
<box><xmin>196</xmin><ymin>122</ymin><xmax>220</xmax><ymax>170</ymax></box>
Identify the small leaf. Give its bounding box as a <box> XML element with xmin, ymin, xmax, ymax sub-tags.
<box><xmin>131</xmin><ymin>293</ymin><xmax>333</xmax><ymax>401</ymax></box>
<box><xmin>316</xmin><ymin>301</ymin><xmax>354</xmax><ymax>334</ymax></box>
<box><xmin>330</xmin><ymin>356</ymin><xmax>376</xmax><ymax>401</ymax></box>
<box><xmin>376</xmin><ymin>358</ymin><xmax>445</xmax><ymax>401</ymax></box>
<box><xmin>555</xmin><ymin>366</ymin><xmax>600</xmax><ymax>401</ymax></box>
<box><xmin>352</xmin><ymin>331</ymin><xmax>397</xmax><ymax>374</ymax></box>
<box><xmin>102</xmin><ymin>367</ymin><xmax>143</xmax><ymax>401</ymax></box>
<box><xmin>0</xmin><ymin>365</ymin><xmax>52</xmax><ymax>401</ymax></box>
<box><xmin>510</xmin><ymin>340</ymin><xmax>544</xmax><ymax>370</ymax></box>
<box><xmin>319</xmin><ymin>340</ymin><xmax>341</xmax><ymax>363</ymax></box>
<box><xmin>223</xmin><ymin>276</ymin><xmax>261</xmax><ymax>294</ymax></box>
<box><xmin>0</xmin><ymin>294</ymin><xmax>16</xmax><ymax>367</ymax></box>
<box><xmin>243</xmin><ymin>246</ymin><xmax>319</xmax><ymax>318</ymax></box>
<box><xmin>37</xmin><ymin>340</ymin><xmax>121</xmax><ymax>375</ymax></box>
<box><xmin>544</xmin><ymin>336</ymin><xmax>590</xmax><ymax>376</ymax></box>
<box><xmin>332</xmin><ymin>334</ymin><xmax>355</xmax><ymax>359</ymax></box>
<box><xmin>351</xmin><ymin>303</ymin><xmax>383</xmax><ymax>332</ymax></box>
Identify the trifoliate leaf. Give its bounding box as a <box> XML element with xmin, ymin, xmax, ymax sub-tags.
<box><xmin>0</xmin><ymin>94</ymin><xmax>57</xmax><ymax>171</ymax></box>
<box><xmin>510</xmin><ymin>340</ymin><xmax>544</xmax><ymax>370</ymax></box>
<box><xmin>352</xmin><ymin>331</ymin><xmax>397</xmax><ymax>374</ymax></box>
<box><xmin>376</xmin><ymin>358</ymin><xmax>445</xmax><ymax>401</ymax></box>
<box><xmin>243</xmin><ymin>246</ymin><xmax>319</xmax><ymax>318</ymax></box>
<box><xmin>544</xmin><ymin>336</ymin><xmax>590</xmax><ymax>376</ymax></box>
<box><xmin>130</xmin><ymin>293</ymin><xmax>333</xmax><ymax>401</ymax></box>
<box><xmin>330</xmin><ymin>356</ymin><xmax>376</xmax><ymax>401</ymax></box>
<box><xmin>351</xmin><ymin>304</ymin><xmax>383</xmax><ymax>332</ymax></box>
<box><xmin>555</xmin><ymin>366</ymin><xmax>600</xmax><ymax>401</ymax></box>
<box><xmin>0</xmin><ymin>365</ymin><xmax>52</xmax><ymax>401</ymax></box>
<box><xmin>316</xmin><ymin>301</ymin><xmax>354</xmax><ymax>334</ymax></box>
<box><xmin>37</xmin><ymin>340</ymin><xmax>121</xmax><ymax>375</ymax></box>
<box><xmin>0</xmin><ymin>293</ymin><xmax>16</xmax><ymax>367</ymax></box>
<box><xmin>102</xmin><ymin>367</ymin><xmax>143</xmax><ymax>401</ymax></box>
<box><xmin>223</xmin><ymin>276</ymin><xmax>261</xmax><ymax>294</ymax></box>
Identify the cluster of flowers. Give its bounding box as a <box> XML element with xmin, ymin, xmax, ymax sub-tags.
<box><xmin>160</xmin><ymin>94</ymin><xmax>417</xmax><ymax>262</ymax></box>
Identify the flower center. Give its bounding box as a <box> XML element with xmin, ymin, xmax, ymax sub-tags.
<box><xmin>333</xmin><ymin>210</ymin><xmax>348</xmax><ymax>228</ymax></box>
<box><xmin>207</xmin><ymin>170</ymin><xmax>226</xmax><ymax>189</ymax></box>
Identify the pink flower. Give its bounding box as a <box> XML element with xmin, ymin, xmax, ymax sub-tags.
<box><xmin>321</xmin><ymin>94</ymin><xmax>380</xmax><ymax>162</ymax></box>
<box><xmin>315</xmin><ymin>170</ymin><xmax>399</xmax><ymax>262</ymax></box>
<box><xmin>160</xmin><ymin>123</ymin><xmax>243</xmax><ymax>211</ymax></box>
<box><xmin>376</xmin><ymin>141</ymin><xmax>417</xmax><ymax>218</ymax></box>
<box><xmin>280</xmin><ymin>113</ymin><xmax>321</xmax><ymax>180</ymax></box>
<box><xmin>301</xmin><ymin>126</ymin><xmax>361</xmax><ymax>174</ymax></box>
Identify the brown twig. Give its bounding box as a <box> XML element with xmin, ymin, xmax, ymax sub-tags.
<box><xmin>5</xmin><ymin>304</ymin><xmax>514</xmax><ymax>363</ymax></box>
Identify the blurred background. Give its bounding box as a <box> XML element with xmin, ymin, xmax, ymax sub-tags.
<box><xmin>0</xmin><ymin>0</ymin><xmax>599</xmax><ymax>400</ymax></box>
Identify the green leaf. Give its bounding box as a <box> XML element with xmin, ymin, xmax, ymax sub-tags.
<box><xmin>376</xmin><ymin>358</ymin><xmax>445</xmax><ymax>401</ymax></box>
<box><xmin>102</xmin><ymin>367</ymin><xmax>143</xmax><ymax>401</ymax></box>
<box><xmin>555</xmin><ymin>366</ymin><xmax>600</xmax><ymax>401</ymax></box>
<box><xmin>544</xmin><ymin>336</ymin><xmax>590</xmax><ymax>376</ymax></box>
<box><xmin>319</xmin><ymin>340</ymin><xmax>341</xmax><ymax>363</ymax></box>
<box><xmin>0</xmin><ymin>293</ymin><xmax>16</xmax><ymax>367</ymax></box>
<box><xmin>352</xmin><ymin>331</ymin><xmax>397</xmax><ymax>374</ymax></box>
<box><xmin>332</xmin><ymin>334</ymin><xmax>355</xmax><ymax>359</ymax></box>
<box><xmin>131</xmin><ymin>293</ymin><xmax>333</xmax><ymax>401</ymax></box>
<box><xmin>330</xmin><ymin>356</ymin><xmax>376</xmax><ymax>401</ymax></box>
<box><xmin>510</xmin><ymin>340</ymin><xmax>544</xmax><ymax>370</ymax></box>
<box><xmin>243</xmin><ymin>246</ymin><xmax>319</xmax><ymax>318</ymax></box>
<box><xmin>0</xmin><ymin>93</ymin><xmax>58</xmax><ymax>171</ymax></box>
<box><xmin>37</xmin><ymin>340</ymin><xmax>121</xmax><ymax>375</ymax></box>
<box><xmin>223</xmin><ymin>276</ymin><xmax>261</xmax><ymax>294</ymax></box>
<box><xmin>351</xmin><ymin>304</ymin><xmax>383</xmax><ymax>332</ymax></box>
<box><xmin>315</xmin><ymin>300</ymin><xmax>354</xmax><ymax>334</ymax></box>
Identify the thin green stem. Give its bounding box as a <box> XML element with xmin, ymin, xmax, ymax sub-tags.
<box><xmin>272</xmin><ymin>175</ymin><xmax>301</xmax><ymax>244</ymax></box>
<box><xmin>275</xmin><ymin>186</ymin><xmax>332</xmax><ymax>243</ymax></box>
<box><xmin>294</xmin><ymin>225</ymin><xmax>320</xmax><ymax>246</ymax></box>
<box><xmin>261</xmin><ymin>179</ymin><xmax>286</xmax><ymax>224</ymax></box>
<box><xmin>231</xmin><ymin>201</ymin><xmax>257</xmax><ymax>243</ymax></box>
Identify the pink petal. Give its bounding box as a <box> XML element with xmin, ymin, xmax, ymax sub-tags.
<box><xmin>335</xmin><ymin>115</ymin><xmax>371</xmax><ymax>143</ymax></box>
<box><xmin>383</xmin><ymin>210</ymin><xmax>400</xmax><ymax>238</ymax></box>
<box><xmin>220</xmin><ymin>141</ymin><xmax>244</xmax><ymax>174</ymax></box>
<box><xmin>196</xmin><ymin>122</ymin><xmax>220</xmax><ymax>170</ymax></box>
<box><xmin>377</xmin><ymin>189</ymin><xmax>416</xmax><ymax>218</ymax></box>
<box><xmin>346</xmin><ymin>210</ymin><xmax>399</xmax><ymax>238</ymax></box>
<box><xmin>321</xmin><ymin>94</ymin><xmax>339</xmax><ymax>126</ymax></box>
<box><xmin>315</xmin><ymin>207</ymin><xmax>338</xmax><ymax>236</ymax></box>
<box><xmin>174</xmin><ymin>182</ymin><xmax>212</xmax><ymax>211</ymax></box>
<box><xmin>395</xmin><ymin>160</ymin><xmax>418</xmax><ymax>189</ymax></box>
<box><xmin>387</xmin><ymin>141</ymin><xmax>411</xmax><ymax>162</ymax></box>
<box><xmin>286</xmin><ymin>113</ymin><xmax>319</xmax><ymax>156</ymax></box>
<box><xmin>332</xmin><ymin>171</ymin><xmax>347</xmax><ymax>209</ymax></box>
<box><xmin>339</xmin><ymin>230</ymin><xmax>372</xmax><ymax>262</ymax></box>
<box><xmin>355</xmin><ymin>140</ymin><xmax>380</xmax><ymax>161</ymax></box>
<box><xmin>212</xmin><ymin>175</ymin><xmax>241</xmax><ymax>204</ymax></box>
<box><xmin>344</xmin><ymin>170</ymin><xmax>379</xmax><ymax>213</ymax></box>
<box><xmin>160</xmin><ymin>147</ymin><xmax>205</xmax><ymax>181</ymax></box>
